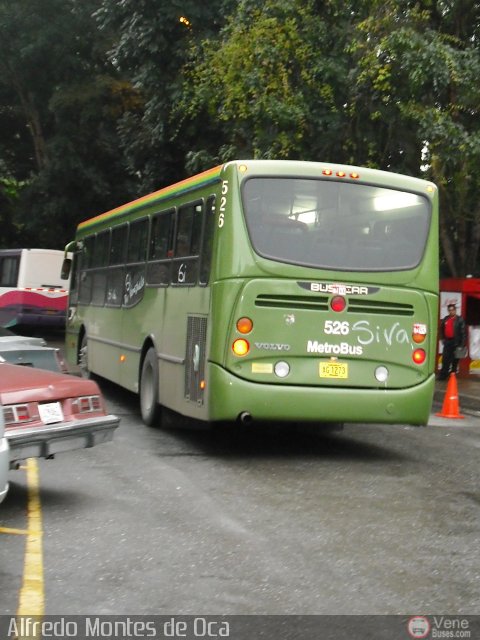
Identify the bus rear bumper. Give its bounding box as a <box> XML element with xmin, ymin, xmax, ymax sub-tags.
<box><xmin>207</xmin><ymin>364</ymin><xmax>435</xmax><ymax>426</ymax></box>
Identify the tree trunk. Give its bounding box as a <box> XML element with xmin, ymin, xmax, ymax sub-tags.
<box><xmin>1</xmin><ymin>58</ymin><xmax>49</xmax><ymax>172</ymax></box>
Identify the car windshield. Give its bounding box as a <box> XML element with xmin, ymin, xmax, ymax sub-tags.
<box><xmin>242</xmin><ymin>177</ymin><xmax>431</xmax><ymax>271</ymax></box>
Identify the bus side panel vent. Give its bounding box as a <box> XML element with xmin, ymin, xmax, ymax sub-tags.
<box><xmin>185</xmin><ymin>315</ymin><xmax>208</xmax><ymax>404</ymax></box>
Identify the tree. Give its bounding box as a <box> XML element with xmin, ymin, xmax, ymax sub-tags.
<box><xmin>95</xmin><ymin>0</ymin><xmax>236</xmax><ymax>192</ymax></box>
<box><xmin>0</xmin><ymin>0</ymin><xmax>138</xmax><ymax>248</ymax></box>
<box><xmin>179</xmin><ymin>0</ymin><xmax>362</xmax><ymax>170</ymax></box>
<box><xmin>349</xmin><ymin>0</ymin><xmax>480</xmax><ymax>276</ymax></box>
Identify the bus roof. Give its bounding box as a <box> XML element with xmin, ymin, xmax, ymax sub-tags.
<box><xmin>77</xmin><ymin>164</ymin><xmax>223</xmax><ymax>233</ymax></box>
<box><xmin>76</xmin><ymin>159</ymin><xmax>436</xmax><ymax>234</ymax></box>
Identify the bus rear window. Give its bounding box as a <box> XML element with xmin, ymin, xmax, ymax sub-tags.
<box><xmin>242</xmin><ymin>178</ymin><xmax>431</xmax><ymax>271</ymax></box>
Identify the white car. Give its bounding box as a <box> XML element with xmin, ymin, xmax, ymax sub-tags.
<box><xmin>0</xmin><ymin>408</ymin><xmax>9</xmax><ymax>504</ymax></box>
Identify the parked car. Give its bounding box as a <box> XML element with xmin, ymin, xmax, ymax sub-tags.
<box><xmin>0</xmin><ymin>325</ymin><xmax>68</xmax><ymax>373</ymax></box>
<box><xmin>0</xmin><ymin>409</ymin><xmax>8</xmax><ymax>503</ymax></box>
<box><xmin>0</xmin><ymin>343</ymin><xmax>68</xmax><ymax>373</ymax></box>
<box><xmin>0</xmin><ymin>326</ymin><xmax>47</xmax><ymax>347</ymax></box>
<box><xmin>1</xmin><ymin>362</ymin><xmax>119</xmax><ymax>468</ymax></box>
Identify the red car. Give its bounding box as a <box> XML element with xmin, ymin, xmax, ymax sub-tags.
<box><xmin>1</xmin><ymin>362</ymin><xmax>119</xmax><ymax>468</ymax></box>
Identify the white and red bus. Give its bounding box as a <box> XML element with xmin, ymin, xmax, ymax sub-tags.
<box><xmin>0</xmin><ymin>248</ymin><xmax>69</xmax><ymax>329</ymax></box>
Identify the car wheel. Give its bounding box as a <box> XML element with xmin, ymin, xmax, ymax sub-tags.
<box><xmin>79</xmin><ymin>333</ymin><xmax>92</xmax><ymax>379</ymax></box>
<box><xmin>140</xmin><ymin>347</ymin><xmax>162</xmax><ymax>426</ymax></box>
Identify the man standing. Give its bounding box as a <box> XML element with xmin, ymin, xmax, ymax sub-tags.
<box><xmin>438</xmin><ymin>303</ymin><xmax>467</xmax><ymax>380</ymax></box>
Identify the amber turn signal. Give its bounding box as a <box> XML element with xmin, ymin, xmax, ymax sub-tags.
<box><xmin>236</xmin><ymin>317</ymin><xmax>253</xmax><ymax>334</ymax></box>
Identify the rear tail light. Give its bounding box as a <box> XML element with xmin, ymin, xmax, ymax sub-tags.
<box><xmin>72</xmin><ymin>395</ymin><xmax>102</xmax><ymax>414</ymax></box>
<box><xmin>412</xmin><ymin>349</ymin><xmax>426</xmax><ymax>365</ymax></box>
<box><xmin>330</xmin><ymin>295</ymin><xmax>346</xmax><ymax>312</ymax></box>
<box><xmin>4</xmin><ymin>404</ymin><xmax>33</xmax><ymax>426</ymax></box>
<box><xmin>236</xmin><ymin>317</ymin><xmax>253</xmax><ymax>334</ymax></box>
<box><xmin>232</xmin><ymin>339</ymin><xmax>250</xmax><ymax>356</ymax></box>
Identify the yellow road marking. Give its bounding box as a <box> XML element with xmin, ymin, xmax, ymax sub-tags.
<box><xmin>0</xmin><ymin>526</ymin><xmax>30</xmax><ymax>535</ymax></box>
<box><xmin>17</xmin><ymin>458</ymin><xmax>45</xmax><ymax>617</ymax></box>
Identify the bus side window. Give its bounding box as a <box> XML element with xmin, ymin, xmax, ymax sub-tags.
<box><xmin>191</xmin><ymin>203</ymin><xmax>203</xmax><ymax>256</ymax></box>
<box><xmin>91</xmin><ymin>230</ymin><xmax>110</xmax><ymax>306</ymax></box>
<box><xmin>106</xmin><ymin>225</ymin><xmax>127</xmax><ymax>307</ymax></box>
<box><xmin>175</xmin><ymin>204</ymin><xmax>194</xmax><ymax>258</ymax></box>
<box><xmin>123</xmin><ymin>219</ymin><xmax>148</xmax><ymax>308</ymax></box>
<box><xmin>199</xmin><ymin>196</ymin><xmax>216</xmax><ymax>285</ymax></box>
<box><xmin>78</xmin><ymin>236</ymin><xmax>95</xmax><ymax>304</ymax></box>
<box><xmin>127</xmin><ymin>218</ymin><xmax>148</xmax><ymax>264</ymax></box>
<box><xmin>172</xmin><ymin>202</ymin><xmax>202</xmax><ymax>286</ymax></box>
<box><xmin>110</xmin><ymin>225</ymin><xmax>128</xmax><ymax>265</ymax></box>
<box><xmin>147</xmin><ymin>209</ymin><xmax>174</xmax><ymax>286</ymax></box>
<box><xmin>0</xmin><ymin>256</ymin><xmax>19</xmax><ymax>287</ymax></box>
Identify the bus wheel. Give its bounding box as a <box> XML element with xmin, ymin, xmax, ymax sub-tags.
<box><xmin>79</xmin><ymin>334</ymin><xmax>91</xmax><ymax>379</ymax></box>
<box><xmin>140</xmin><ymin>348</ymin><xmax>162</xmax><ymax>426</ymax></box>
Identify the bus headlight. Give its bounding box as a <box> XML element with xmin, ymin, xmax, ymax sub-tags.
<box><xmin>274</xmin><ymin>361</ymin><xmax>290</xmax><ymax>378</ymax></box>
<box><xmin>375</xmin><ymin>366</ymin><xmax>389</xmax><ymax>383</ymax></box>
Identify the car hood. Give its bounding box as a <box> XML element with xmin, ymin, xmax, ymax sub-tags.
<box><xmin>0</xmin><ymin>362</ymin><xmax>99</xmax><ymax>404</ymax></box>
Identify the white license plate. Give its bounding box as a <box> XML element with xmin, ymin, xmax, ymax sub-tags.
<box><xmin>38</xmin><ymin>402</ymin><xmax>64</xmax><ymax>424</ymax></box>
<box><xmin>319</xmin><ymin>362</ymin><xmax>349</xmax><ymax>379</ymax></box>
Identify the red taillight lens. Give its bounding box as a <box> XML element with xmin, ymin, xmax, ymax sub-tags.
<box><xmin>412</xmin><ymin>349</ymin><xmax>426</xmax><ymax>364</ymax></box>
<box><xmin>72</xmin><ymin>395</ymin><xmax>102</xmax><ymax>414</ymax></box>
<box><xmin>3</xmin><ymin>404</ymin><xmax>32</xmax><ymax>426</ymax></box>
<box><xmin>330</xmin><ymin>296</ymin><xmax>346</xmax><ymax>312</ymax></box>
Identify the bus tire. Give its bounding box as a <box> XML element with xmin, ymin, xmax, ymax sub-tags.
<box><xmin>79</xmin><ymin>333</ymin><xmax>92</xmax><ymax>379</ymax></box>
<box><xmin>140</xmin><ymin>347</ymin><xmax>162</xmax><ymax>426</ymax></box>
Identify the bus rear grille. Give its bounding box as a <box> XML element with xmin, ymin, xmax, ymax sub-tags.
<box><xmin>185</xmin><ymin>315</ymin><xmax>207</xmax><ymax>404</ymax></box>
<box><xmin>255</xmin><ymin>294</ymin><xmax>329</xmax><ymax>311</ymax></box>
<box><xmin>348</xmin><ymin>299</ymin><xmax>414</xmax><ymax>315</ymax></box>
<box><xmin>255</xmin><ymin>294</ymin><xmax>414</xmax><ymax>316</ymax></box>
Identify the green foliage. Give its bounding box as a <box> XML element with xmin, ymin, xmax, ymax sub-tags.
<box><xmin>0</xmin><ymin>0</ymin><xmax>137</xmax><ymax>248</ymax></box>
<box><xmin>95</xmin><ymin>0</ymin><xmax>235</xmax><ymax>192</ymax></box>
<box><xmin>349</xmin><ymin>0</ymin><xmax>480</xmax><ymax>275</ymax></box>
<box><xmin>0</xmin><ymin>0</ymin><xmax>479</xmax><ymax>274</ymax></box>
<box><xmin>0</xmin><ymin>173</ymin><xmax>27</xmax><ymax>247</ymax></box>
<box><xmin>180</xmin><ymin>0</ymin><xmax>356</xmax><ymax>164</ymax></box>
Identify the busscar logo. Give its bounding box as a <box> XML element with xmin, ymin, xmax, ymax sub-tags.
<box><xmin>297</xmin><ymin>281</ymin><xmax>379</xmax><ymax>295</ymax></box>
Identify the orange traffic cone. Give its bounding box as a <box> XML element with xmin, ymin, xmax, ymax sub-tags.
<box><xmin>435</xmin><ymin>372</ymin><xmax>465</xmax><ymax>419</ymax></box>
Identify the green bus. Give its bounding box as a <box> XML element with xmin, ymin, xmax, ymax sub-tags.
<box><xmin>63</xmin><ymin>160</ymin><xmax>438</xmax><ymax>427</ymax></box>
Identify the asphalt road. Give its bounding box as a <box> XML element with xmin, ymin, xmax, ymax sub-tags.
<box><xmin>2</xmin><ymin>372</ymin><xmax>480</xmax><ymax>619</ymax></box>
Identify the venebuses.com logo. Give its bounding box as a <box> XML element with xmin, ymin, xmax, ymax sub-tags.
<box><xmin>407</xmin><ymin>615</ymin><xmax>472</xmax><ymax>639</ymax></box>
<box><xmin>408</xmin><ymin>617</ymin><xmax>431</xmax><ymax>639</ymax></box>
